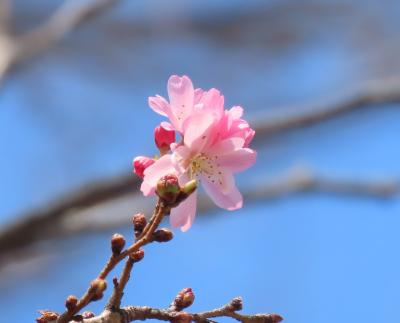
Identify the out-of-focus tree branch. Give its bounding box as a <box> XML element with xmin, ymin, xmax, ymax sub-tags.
<box><xmin>1</xmin><ymin>166</ymin><xmax>398</xmax><ymax>267</ymax></box>
<box><xmin>0</xmin><ymin>0</ymin><xmax>120</xmax><ymax>81</ymax></box>
<box><xmin>0</xmin><ymin>0</ymin><xmax>11</xmax><ymax>32</ymax></box>
<box><xmin>252</xmin><ymin>77</ymin><xmax>400</xmax><ymax>139</ymax></box>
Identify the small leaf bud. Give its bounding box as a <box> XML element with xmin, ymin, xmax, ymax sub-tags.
<box><xmin>229</xmin><ymin>297</ymin><xmax>243</xmax><ymax>311</ymax></box>
<box><xmin>153</xmin><ymin>228</ymin><xmax>173</xmax><ymax>242</ymax></box>
<box><xmin>111</xmin><ymin>233</ymin><xmax>126</xmax><ymax>255</ymax></box>
<box><xmin>130</xmin><ymin>249</ymin><xmax>145</xmax><ymax>262</ymax></box>
<box><xmin>65</xmin><ymin>295</ymin><xmax>78</xmax><ymax>312</ymax></box>
<box><xmin>90</xmin><ymin>278</ymin><xmax>107</xmax><ymax>301</ymax></box>
<box><xmin>132</xmin><ymin>213</ymin><xmax>147</xmax><ymax>234</ymax></box>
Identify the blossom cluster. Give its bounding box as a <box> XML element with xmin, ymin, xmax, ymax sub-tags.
<box><xmin>134</xmin><ymin>75</ymin><xmax>256</xmax><ymax>231</ymax></box>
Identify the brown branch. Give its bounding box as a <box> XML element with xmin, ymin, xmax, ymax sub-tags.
<box><xmin>46</xmin><ymin>297</ymin><xmax>282</xmax><ymax>323</ymax></box>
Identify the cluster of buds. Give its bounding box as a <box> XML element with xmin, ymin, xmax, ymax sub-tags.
<box><xmin>156</xmin><ymin>175</ymin><xmax>197</xmax><ymax>206</ymax></box>
<box><xmin>172</xmin><ymin>288</ymin><xmax>195</xmax><ymax>311</ymax></box>
<box><xmin>90</xmin><ymin>278</ymin><xmax>107</xmax><ymax>301</ymax></box>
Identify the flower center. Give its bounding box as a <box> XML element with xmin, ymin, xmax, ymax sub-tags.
<box><xmin>189</xmin><ymin>153</ymin><xmax>223</xmax><ymax>186</ymax></box>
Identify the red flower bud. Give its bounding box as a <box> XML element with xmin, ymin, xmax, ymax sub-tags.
<box><xmin>111</xmin><ymin>233</ymin><xmax>126</xmax><ymax>255</ymax></box>
<box><xmin>133</xmin><ymin>156</ymin><xmax>155</xmax><ymax>179</ymax></box>
<box><xmin>154</xmin><ymin>123</ymin><xmax>175</xmax><ymax>153</ymax></box>
<box><xmin>156</xmin><ymin>174</ymin><xmax>180</xmax><ymax>204</ymax></box>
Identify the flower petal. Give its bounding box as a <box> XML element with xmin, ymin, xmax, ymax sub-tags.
<box><xmin>201</xmin><ymin>177</ymin><xmax>243</xmax><ymax>210</ymax></box>
<box><xmin>183</xmin><ymin>112</ymin><xmax>216</xmax><ymax>153</ymax></box>
<box><xmin>148</xmin><ymin>95</ymin><xmax>169</xmax><ymax>117</ymax></box>
<box><xmin>167</xmin><ymin>75</ymin><xmax>194</xmax><ymax>131</ymax></box>
<box><xmin>218</xmin><ymin>148</ymin><xmax>257</xmax><ymax>173</ymax></box>
<box><xmin>170</xmin><ymin>190</ymin><xmax>197</xmax><ymax>231</ymax></box>
<box><xmin>206</xmin><ymin>137</ymin><xmax>245</xmax><ymax>156</ymax></box>
<box><xmin>140</xmin><ymin>154</ymin><xmax>176</xmax><ymax>196</ymax></box>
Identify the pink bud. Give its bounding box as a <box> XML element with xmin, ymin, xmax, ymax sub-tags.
<box><xmin>154</xmin><ymin>124</ymin><xmax>175</xmax><ymax>153</ymax></box>
<box><xmin>133</xmin><ymin>156</ymin><xmax>155</xmax><ymax>178</ymax></box>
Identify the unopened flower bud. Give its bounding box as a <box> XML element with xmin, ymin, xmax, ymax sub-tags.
<box><xmin>133</xmin><ymin>156</ymin><xmax>155</xmax><ymax>179</ymax></box>
<box><xmin>181</xmin><ymin>179</ymin><xmax>197</xmax><ymax>196</ymax></box>
<box><xmin>174</xmin><ymin>287</ymin><xmax>195</xmax><ymax>310</ymax></box>
<box><xmin>130</xmin><ymin>249</ymin><xmax>145</xmax><ymax>262</ymax></box>
<box><xmin>156</xmin><ymin>174</ymin><xmax>180</xmax><ymax>204</ymax></box>
<box><xmin>111</xmin><ymin>233</ymin><xmax>126</xmax><ymax>255</ymax></box>
<box><xmin>82</xmin><ymin>311</ymin><xmax>95</xmax><ymax>319</ymax></box>
<box><xmin>132</xmin><ymin>213</ymin><xmax>147</xmax><ymax>234</ymax></box>
<box><xmin>65</xmin><ymin>295</ymin><xmax>78</xmax><ymax>312</ymax></box>
<box><xmin>171</xmin><ymin>312</ymin><xmax>193</xmax><ymax>323</ymax></box>
<box><xmin>153</xmin><ymin>228</ymin><xmax>173</xmax><ymax>242</ymax></box>
<box><xmin>229</xmin><ymin>297</ymin><xmax>243</xmax><ymax>311</ymax></box>
<box><xmin>154</xmin><ymin>123</ymin><xmax>175</xmax><ymax>154</ymax></box>
<box><xmin>90</xmin><ymin>278</ymin><xmax>107</xmax><ymax>301</ymax></box>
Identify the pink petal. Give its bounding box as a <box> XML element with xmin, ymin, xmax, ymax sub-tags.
<box><xmin>229</xmin><ymin>106</ymin><xmax>243</xmax><ymax>119</ymax></box>
<box><xmin>172</xmin><ymin>145</ymin><xmax>191</xmax><ymax>173</ymax></box>
<box><xmin>201</xmin><ymin>177</ymin><xmax>243</xmax><ymax>210</ymax></box>
<box><xmin>206</xmin><ymin>137</ymin><xmax>245</xmax><ymax>156</ymax></box>
<box><xmin>148</xmin><ymin>95</ymin><xmax>170</xmax><ymax>117</ymax></box>
<box><xmin>194</xmin><ymin>88</ymin><xmax>204</xmax><ymax>104</ymax></box>
<box><xmin>167</xmin><ymin>75</ymin><xmax>194</xmax><ymax>131</ymax></box>
<box><xmin>140</xmin><ymin>154</ymin><xmax>176</xmax><ymax>196</ymax></box>
<box><xmin>170</xmin><ymin>190</ymin><xmax>197</xmax><ymax>231</ymax></box>
<box><xmin>218</xmin><ymin>148</ymin><xmax>257</xmax><ymax>173</ymax></box>
<box><xmin>183</xmin><ymin>112</ymin><xmax>216</xmax><ymax>153</ymax></box>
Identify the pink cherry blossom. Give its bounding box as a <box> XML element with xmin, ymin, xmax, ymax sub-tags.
<box><xmin>141</xmin><ymin>76</ymin><xmax>256</xmax><ymax>231</ymax></box>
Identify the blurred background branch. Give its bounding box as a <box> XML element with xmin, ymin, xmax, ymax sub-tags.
<box><xmin>0</xmin><ymin>165</ymin><xmax>398</xmax><ymax>268</ymax></box>
<box><xmin>0</xmin><ymin>0</ymin><xmax>120</xmax><ymax>82</ymax></box>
